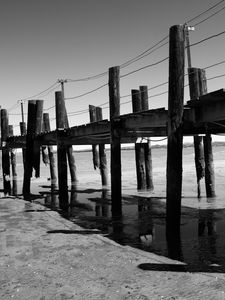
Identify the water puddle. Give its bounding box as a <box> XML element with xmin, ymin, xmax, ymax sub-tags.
<box><xmin>31</xmin><ymin>187</ymin><xmax>225</xmax><ymax>273</ymax></box>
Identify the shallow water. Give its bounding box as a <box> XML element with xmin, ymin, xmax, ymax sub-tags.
<box><xmin>3</xmin><ymin>146</ymin><xmax>225</xmax><ymax>272</ymax></box>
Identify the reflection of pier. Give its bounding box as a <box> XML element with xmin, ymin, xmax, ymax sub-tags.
<box><xmin>1</xmin><ymin>24</ymin><xmax>225</xmax><ymax>229</ymax></box>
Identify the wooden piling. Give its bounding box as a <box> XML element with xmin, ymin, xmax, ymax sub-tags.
<box><xmin>109</xmin><ymin>66</ymin><xmax>122</xmax><ymax>216</ymax></box>
<box><xmin>61</xmin><ymin>97</ymin><xmax>77</xmax><ymax>188</ymax></box>
<box><xmin>43</xmin><ymin>113</ymin><xmax>57</xmax><ymax>189</ymax></box>
<box><xmin>55</xmin><ymin>91</ymin><xmax>68</xmax><ymax>208</ymax></box>
<box><xmin>188</xmin><ymin>68</ymin><xmax>205</xmax><ymax>198</ymax></box>
<box><xmin>23</xmin><ymin>100</ymin><xmax>36</xmax><ymax>196</ymax></box>
<box><xmin>166</xmin><ymin>25</ymin><xmax>185</xmax><ymax>228</ymax></box>
<box><xmin>132</xmin><ymin>89</ymin><xmax>146</xmax><ymax>190</ymax></box>
<box><xmin>199</xmin><ymin>69</ymin><xmax>216</xmax><ymax>197</ymax></box>
<box><xmin>96</xmin><ymin>106</ymin><xmax>108</xmax><ymax>187</ymax></box>
<box><xmin>140</xmin><ymin>85</ymin><xmax>154</xmax><ymax>191</ymax></box>
<box><xmin>20</xmin><ymin>121</ymin><xmax>26</xmax><ymax>169</ymax></box>
<box><xmin>8</xmin><ymin>125</ymin><xmax>17</xmax><ymax>195</ymax></box>
<box><xmin>89</xmin><ymin>105</ymin><xmax>99</xmax><ymax>170</ymax></box>
<box><xmin>33</xmin><ymin>100</ymin><xmax>43</xmax><ymax>178</ymax></box>
<box><xmin>1</xmin><ymin>109</ymin><xmax>11</xmax><ymax>195</ymax></box>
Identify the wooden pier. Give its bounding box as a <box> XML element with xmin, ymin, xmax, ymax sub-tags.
<box><xmin>2</xmin><ymin>25</ymin><xmax>225</xmax><ymax>222</ymax></box>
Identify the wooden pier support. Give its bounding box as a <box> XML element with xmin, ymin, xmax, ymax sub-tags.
<box><xmin>33</xmin><ymin>100</ymin><xmax>43</xmax><ymax>178</ymax></box>
<box><xmin>89</xmin><ymin>105</ymin><xmax>99</xmax><ymax>170</ymax></box>
<box><xmin>55</xmin><ymin>91</ymin><xmax>69</xmax><ymax>209</ymax></box>
<box><xmin>199</xmin><ymin>69</ymin><xmax>216</xmax><ymax>197</ymax></box>
<box><xmin>8</xmin><ymin>125</ymin><xmax>17</xmax><ymax>195</ymax></box>
<box><xmin>140</xmin><ymin>85</ymin><xmax>154</xmax><ymax>191</ymax></box>
<box><xmin>188</xmin><ymin>68</ymin><xmax>205</xmax><ymax>198</ymax></box>
<box><xmin>20</xmin><ymin>121</ymin><xmax>26</xmax><ymax>169</ymax></box>
<box><xmin>43</xmin><ymin>113</ymin><xmax>57</xmax><ymax>189</ymax></box>
<box><xmin>23</xmin><ymin>100</ymin><xmax>36</xmax><ymax>196</ymax></box>
<box><xmin>1</xmin><ymin>109</ymin><xmax>11</xmax><ymax>195</ymax></box>
<box><xmin>132</xmin><ymin>89</ymin><xmax>146</xmax><ymax>190</ymax></box>
<box><xmin>109</xmin><ymin>66</ymin><xmax>122</xmax><ymax>216</ymax></box>
<box><xmin>96</xmin><ymin>106</ymin><xmax>108</xmax><ymax>187</ymax></box>
<box><xmin>166</xmin><ymin>25</ymin><xmax>185</xmax><ymax>228</ymax></box>
<box><xmin>22</xmin><ymin>100</ymin><xmax>43</xmax><ymax>197</ymax></box>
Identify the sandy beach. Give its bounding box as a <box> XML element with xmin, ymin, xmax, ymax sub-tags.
<box><xmin>1</xmin><ymin>196</ymin><xmax>225</xmax><ymax>300</ymax></box>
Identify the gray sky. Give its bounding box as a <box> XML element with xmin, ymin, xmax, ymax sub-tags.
<box><xmin>0</xmin><ymin>0</ymin><xmax>225</xmax><ymax>136</ymax></box>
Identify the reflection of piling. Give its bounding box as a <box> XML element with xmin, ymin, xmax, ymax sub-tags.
<box><xmin>55</xmin><ymin>91</ymin><xmax>69</xmax><ymax>209</ymax></box>
<box><xmin>96</xmin><ymin>106</ymin><xmax>108</xmax><ymax>187</ymax></box>
<box><xmin>132</xmin><ymin>89</ymin><xmax>146</xmax><ymax>190</ymax></box>
<box><xmin>188</xmin><ymin>68</ymin><xmax>205</xmax><ymax>198</ymax></box>
<box><xmin>166</xmin><ymin>25</ymin><xmax>185</xmax><ymax>227</ymax></box>
<box><xmin>89</xmin><ymin>105</ymin><xmax>99</xmax><ymax>169</ymax></box>
<box><xmin>43</xmin><ymin>113</ymin><xmax>57</xmax><ymax>189</ymax></box>
<box><xmin>140</xmin><ymin>86</ymin><xmax>154</xmax><ymax>191</ymax></box>
<box><xmin>8</xmin><ymin>125</ymin><xmax>17</xmax><ymax>195</ymax></box>
<box><xmin>1</xmin><ymin>109</ymin><xmax>11</xmax><ymax>195</ymax></box>
<box><xmin>109</xmin><ymin>66</ymin><xmax>122</xmax><ymax>216</ymax></box>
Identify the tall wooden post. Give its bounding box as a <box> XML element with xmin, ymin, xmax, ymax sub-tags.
<box><xmin>20</xmin><ymin>121</ymin><xmax>26</xmax><ymax>169</ymax></box>
<box><xmin>23</xmin><ymin>100</ymin><xmax>36</xmax><ymax>196</ymax></box>
<box><xmin>132</xmin><ymin>89</ymin><xmax>146</xmax><ymax>190</ymax></box>
<box><xmin>61</xmin><ymin>98</ymin><xmax>77</xmax><ymax>188</ymax></box>
<box><xmin>96</xmin><ymin>106</ymin><xmax>108</xmax><ymax>187</ymax></box>
<box><xmin>43</xmin><ymin>113</ymin><xmax>57</xmax><ymax>189</ymax></box>
<box><xmin>8</xmin><ymin>125</ymin><xmax>17</xmax><ymax>195</ymax></box>
<box><xmin>109</xmin><ymin>66</ymin><xmax>122</xmax><ymax>216</ymax></box>
<box><xmin>188</xmin><ymin>68</ymin><xmax>205</xmax><ymax>197</ymax></box>
<box><xmin>199</xmin><ymin>69</ymin><xmax>216</xmax><ymax>197</ymax></box>
<box><xmin>33</xmin><ymin>100</ymin><xmax>43</xmax><ymax>178</ymax></box>
<box><xmin>140</xmin><ymin>85</ymin><xmax>154</xmax><ymax>191</ymax></box>
<box><xmin>89</xmin><ymin>105</ymin><xmax>99</xmax><ymax>170</ymax></box>
<box><xmin>166</xmin><ymin>25</ymin><xmax>185</xmax><ymax>228</ymax></box>
<box><xmin>1</xmin><ymin>109</ymin><xmax>11</xmax><ymax>195</ymax></box>
<box><xmin>55</xmin><ymin>91</ymin><xmax>68</xmax><ymax>209</ymax></box>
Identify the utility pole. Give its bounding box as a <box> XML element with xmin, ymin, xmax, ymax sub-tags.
<box><xmin>185</xmin><ymin>24</ymin><xmax>195</xmax><ymax>69</ymax></box>
<box><xmin>58</xmin><ymin>79</ymin><xmax>67</xmax><ymax>97</ymax></box>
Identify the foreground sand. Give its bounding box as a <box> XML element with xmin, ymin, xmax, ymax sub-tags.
<box><xmin>0</xmin><ymin>197</ymin><xmax>225</xmax><ymax>300</ymax></box>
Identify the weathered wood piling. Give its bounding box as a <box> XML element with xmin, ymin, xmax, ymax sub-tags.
<box><xmin>199</xmin><ymin>69</ymin><xmax>216</xmax><ymax>197</ymax></box>
<box><xmin>166</xmin><ymin>24</ymin><xmax>185</xmax><ymax>228</ymax></box>
<box><xmin>140</xmin><ymin>85</ymin><xmax>154</xmax><ymax>191</ymax></box>
<box><xmin>22</xmin><ymin>100</ymin><xmax>43</xmax><ymax>197</ymax></box>
<box><xmin>132</xmin><ymin>89</ymin><xmax>146</xmax><ymax>190</ymax></box>
<box><xmin>96</xmin><ymin>106</ymin><xmax>108</xmax><ymax>187</ymax></box>
<box><xmin>43</xmin><ymin>113</ymin><xmax>57</xmax><ymax>189</ymax></box>
<box><xmin>188</xmin><ymin>67</ymin><xmax>205</xmax><ymax>198</ymax></box>
<box><xmin>89</xmin><ymin>105</ymin><xmax>99</xmax><ymax>169</ymax></box>
<box><xmin>55</xmin><ymin>91</ymin><xmax>69</xmax><ymax>208</ymax></box>
<box><xmin>1</xmin><ymin>109</ymin><xmax>11</xmax><ymax>195</ymax></box>
<box><xmin>8</xmin><ymin>125</ymin><xmax>17</xmax><ymax>195</ymax></box>
<box><xmin>109</xmin><ymin>66</ymin><xmax>122</xmax><ymax>216</ymax></box>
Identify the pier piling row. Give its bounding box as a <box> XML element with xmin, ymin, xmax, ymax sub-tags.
<box><xmin>1</xmin><ymin>24</ymin><xmax>225</xmax><ymax>220</ymax></box>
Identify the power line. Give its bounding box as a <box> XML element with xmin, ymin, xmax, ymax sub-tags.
<box><xmin>189</xmin><ymin>29</ymin><xmax>225</xmax><ymax>48</ymax></box>
<box><xmin>121</xmin><ymin>57</ymin><xmax>169</xmax><ymax>78</ymax></box>
<box><xmin>21</xmin><ymin>82</ymin><xmax>59</xmax><ymax>101</ymax></box>
<box><xmin>186</xmin><ymin>0</ymin><xmax>225</xmax><ymax>23</ymax></box>
<box><xmin>65</xmin><ymin>83</ymin><xmax>107</xmax><ymax>101</ymax></box>
<box><xmin>193</xmin><ymin>5</ymin><xmax>225</xmax><ymax>27</ymax></box>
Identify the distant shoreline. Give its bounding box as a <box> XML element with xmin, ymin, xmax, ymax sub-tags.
<box><xmin>73</xmin><ymin>141</ymin><xmax>225</xmax><ymax>153</ymax></box>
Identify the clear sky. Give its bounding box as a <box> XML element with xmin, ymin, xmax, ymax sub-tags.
<box><xmin>1</xmin><ymin>0</ymin><xmax>225</xmax><ymax>140</ymax></box>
